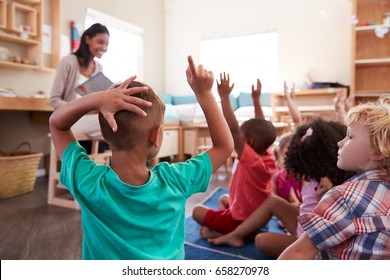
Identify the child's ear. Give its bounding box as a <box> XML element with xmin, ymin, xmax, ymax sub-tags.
<box><xmin>247</xmin><ymin>137</ymin><xmax>254</xmax><ymax>147</ymax></box>
<box><xmin>371</xmin><ymin>150</ymin><xmax>386</xmax><ymax>161</ymax></box>
<box><xmin>150</xmin><ymin>125</ymin><xmax>163</xmax><ymax>147</ymax></box>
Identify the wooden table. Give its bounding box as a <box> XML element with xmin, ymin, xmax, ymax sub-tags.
<box><xmin>0</xmin><ymin>96</ymin><xmax>53</xmax><ymax>112</ymax></box>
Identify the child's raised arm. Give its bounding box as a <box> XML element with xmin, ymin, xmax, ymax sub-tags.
<box><xmin>333</xmin><ymin>88</ymin><xmax>346</xmax><ymax>124</ymax></box>
<box><xmin>186</xmin><ymin>56</ymin><xmax>233</xmax><ymax>173</ymax></box>
<box><xmin>49</xmin><ymin>76</ymin><xmax>151</xmax><ymax>159</ymax></box>
<box><xmin>251</xmin><ymin>78</ymin><xmax>265</xmax><ymax>119</ymax></box>
<box><xmin>216</xmin><ymin>72</ymin><xmax>246</xmax><ymax>157</ymax></box>
<box><xmin>284</xmin><ymin>81</ymin><xmax>302</xmax><ymax>127</ymax></box>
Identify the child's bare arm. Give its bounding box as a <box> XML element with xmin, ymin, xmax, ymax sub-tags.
<box><xmin>333</xmin><ymin>89</ymin><xmax>346</xmax><ymax>124</ymax></box>
<box><xmin>278</xmin><ymin>234</ymin><xmax>319</xmax><ymax>260</ymax></box>
<box><xmin>216</xmin><ymin>72</ymin><xmax>246</xmax><ymax>157</ymax></box>
<box><xmin>288</xmin><ymin>189</ymin><xmax>301</xmax><ymax>208</ymax></box>
<box><xmin>252</xmin><ymin>78</ymin><xmax>265</xmax><ymax>119</ymax></box>
<box><xmin>49</xmin><ymin>76</ymin><xmax>151</xmax><ymax>159</ymax></box>
<box><xmin>284</xmin><ymin>82</ymin><xmax>302</xmax><ymax>127</ymax></box>
<box><xmin>186</xmin><ymin>56</ymin><xmax>233</xmax><ymax>173</ymax></box>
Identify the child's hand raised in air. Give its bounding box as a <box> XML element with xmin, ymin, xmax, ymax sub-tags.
<box><xmin>186</xmin><ymin>56</ymin><xmax>214</xmax><ymax>98</ymax></box>
<box><xmin>98</xmin><ymin>76</ymin><xmax>151</xmax><ymax>132</ymax></box>
<box><xmin>283</xmin><ymin>81</ymin><xmax>295</xmax><ymax>100</ymax></box>
<box><xmin>333</xmin><ymin>88</ymin><xmax>346</xmax><ymax>111</ymax></box>
<box><xmin>217</xmin><ymin>72</ymin><xmax>234</xmax><ymax>99</ymax></box>
<box><xmin>251</xmin><ymin>78</ymin><xmax>262</xmax><ymax>100</ymax></box>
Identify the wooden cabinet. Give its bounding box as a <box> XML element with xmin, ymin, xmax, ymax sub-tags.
<box><xmin>158</xmin><ymin>129</ymin><xmax>179</xmax><ymax>158</ymax></box>
<box><xmin>351</xmin><ymin>0</ymin><xmax>390</xmax><ymax>104</ymax></box>
<box><xmin>271</xmin><ymin>88</ymin><xmax>347</xmax><ymax>123</ymax></box>
<box><xmin>0</xmin><ymin>0</ymin><xmax>60</xmax><ymax>72</ymax></box>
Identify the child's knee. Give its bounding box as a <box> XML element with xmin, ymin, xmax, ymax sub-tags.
<box><xmin>255</xmin><ymin>234</ymin><xmax>269</xmax><ymax>251</ymax></box>
<box><xmin>218</xmin><ymin>194</ymin><xmax>229</xmax><ymax>210</ymax></box>
<box><xmin>192</xmin><ymin>205</ymin><xmax>208</xmax><ymax>224</ymax></box>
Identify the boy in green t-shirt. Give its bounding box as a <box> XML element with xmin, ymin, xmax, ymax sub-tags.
<box><xmin>49</xmin><ymin>56</ymin><xmax>233</xmax><ymax>259</ymax></box>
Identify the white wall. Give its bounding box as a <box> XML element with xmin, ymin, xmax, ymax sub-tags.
<box><xmin>164</xmin><ymin>0</ymin><xmax>353</xmax><ymax>95</ymax></box>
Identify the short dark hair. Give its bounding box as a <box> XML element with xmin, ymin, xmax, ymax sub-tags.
<box><xmin>99</xmin><ymin>81</ymin><xmax>165</xmax><ymax>151</ymax></box>
<box><xmin>240</xmin><ymin>118</ymin><xmax>276</xmax><ymax>155</ymax></box>
<box><xmin>74</xmin><ymin>23</ymin><xmax>109</xmax><ymax>68</ymax></box>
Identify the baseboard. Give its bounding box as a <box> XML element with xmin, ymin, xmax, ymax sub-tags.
<box><xmin>36</xmin><ymin>168</ymin><xmax>46</xmax><ymax>177</ymax></box>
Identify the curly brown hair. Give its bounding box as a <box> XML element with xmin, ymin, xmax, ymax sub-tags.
<box><xmin>284</xmin><ymin>118</ymin><xmax>355</xmax><ymax>186</ymax></box>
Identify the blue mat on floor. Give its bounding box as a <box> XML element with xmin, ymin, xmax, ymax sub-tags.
<box><xmin>185</xmin><ymin>187</ymin><xmax>286</xmax><ymax>260</ymax></box>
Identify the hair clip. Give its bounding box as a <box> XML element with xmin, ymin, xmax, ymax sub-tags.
<box><xmin>301</xmin><ymin>127</ymin><xmax>313</xmax><ymax>142</ymax></box>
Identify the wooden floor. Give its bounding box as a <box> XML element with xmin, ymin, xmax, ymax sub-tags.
<box><xmin>0</xmin><ymin>171</ymin><xmax>229</xmax><ymax>260</ymax></box>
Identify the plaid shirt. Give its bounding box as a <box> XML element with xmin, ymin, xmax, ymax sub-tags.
<box><xmin>298</xmin><ymin>169</ymin><xmax>390</xmax><ymax>260</ymax></box>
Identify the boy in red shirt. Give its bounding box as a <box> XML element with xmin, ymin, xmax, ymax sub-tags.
<box><xmin>193</xmin><ymin>73</ymin><xmax>277</xmax><ymax>239</ymax></box>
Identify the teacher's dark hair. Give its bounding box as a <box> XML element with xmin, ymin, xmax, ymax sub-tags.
<box><xmin>74</xmin><ymin>23</ymin><xmax>109</xmax><ymax>68</ymax></box>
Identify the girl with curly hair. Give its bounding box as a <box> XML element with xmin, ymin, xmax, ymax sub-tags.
<box><xmin>208</xmin><ymin>118</ymin><xmax>355</xmax><ymax>259</ymax></box>
<box><xmin>280</xmin><ymin>95</ymin><xmax>390</xmax><ymax>260</ymax></box>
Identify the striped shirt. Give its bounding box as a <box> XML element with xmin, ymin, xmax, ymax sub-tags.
<box><xmin>298</xmin><ymin>169</ymin><xmax>390</xmax><ymax>260</ymax></box>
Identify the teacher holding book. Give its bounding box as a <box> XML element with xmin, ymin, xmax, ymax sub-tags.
<box><xmin>49</xmin><ymin>23</ymin><xmax>110</xmax><ymax>137</ymax></box>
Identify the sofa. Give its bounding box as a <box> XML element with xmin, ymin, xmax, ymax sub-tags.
<box><xmin>160</xmin><ymin>91</ymin><xmax>272</xmax><ymax>125</ymax></box>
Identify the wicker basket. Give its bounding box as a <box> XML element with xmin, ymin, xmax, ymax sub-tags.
<box><xmin>0</xmin><ymin>142</ymin><xmax>43</xmax><ymax>199</ymax></box>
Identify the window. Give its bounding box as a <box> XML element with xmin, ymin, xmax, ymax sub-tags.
<box><xmin>85</xmin><ymin>8</ymin><xmax>143</xmax><ymax>83</ymax></box>
<box><xmin>200</xmin><ymin>31</ymin><xmax>279</xmax><ymax>95</ymax></box>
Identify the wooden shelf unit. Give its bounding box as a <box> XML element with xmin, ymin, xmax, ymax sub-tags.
<box><xmin>0</xmin><ymin>0</ymin><xmax>60</xmax><ymax>71</ymax></box>
<box><xmin>351</xmin><ymin>0</ymin><xmax>390</xmax><ymax>104</ymax></box>
<box><xmin>0</xmin><ymin>0</ymin><xmax>6</xmax><ymax>28</ymax></box>
<box><xmin>271</xmin><ymin>88</ymin><xmax>347</xmax><ymax>123</ymax></box>
<box><xmin>7</xmin><ymin>1</ymin><xmax>37</xmax><ymax>36</ymax></box>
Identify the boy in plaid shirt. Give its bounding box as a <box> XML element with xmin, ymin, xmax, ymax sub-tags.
<box><xmin>279</xmin><ymin>95</ymin><xmax>390</xmax><ymax>260</ymax></box>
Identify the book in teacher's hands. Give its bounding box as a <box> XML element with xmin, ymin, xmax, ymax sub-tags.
<box><xmin>75</xmin><ymin>72</ymin><xmax>113</xmax><ymax>96</ymax></box>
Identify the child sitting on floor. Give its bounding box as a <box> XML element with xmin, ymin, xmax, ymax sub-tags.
<box><xmin>272</xmin><ymin>82</ymin><xmax>303</xmax><ymax>207</ymax></box>
<box><xmin>279</xmin><ymin>95</ymin><xmax>390</xmax><ymax>260</ymax></box>
<box><xmin>192</xmin><ymin>73</ymin><xmax>277</xmax><ymax>239</ymax></box>
<box><xmin>209</xmin><ymin>118</ymin><xmax>355</xmax><ymax>259</ymax></box>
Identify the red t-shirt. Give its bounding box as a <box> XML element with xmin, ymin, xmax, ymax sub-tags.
<box><xmin>229</xmin><ymin>144</ymin><xmax>276</xmax><ymax>220</ymax></box>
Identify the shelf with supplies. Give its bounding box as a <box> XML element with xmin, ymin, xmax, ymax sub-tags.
<box><xmin>351</xmin><ymin>0</ymin><xmax>390</xmax><ymax>104</ymax></box>
<box><xmin>355</xmin><ymin>24</ymin><xmax>390</xmax><ymax>34</ymax></box>
<box><xmin>0</xmin><ymin>0</ymin><xmax>60</xmax><ymax>71</ymax></box>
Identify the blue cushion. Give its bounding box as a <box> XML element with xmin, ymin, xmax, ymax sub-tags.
<box><xmin>238</xmin><ymin>92</ymin><xmax>252</xmax><ymax>107</ymax></box>
<box><xmin>229</xmin><ymin>95</ymin><xmax>239</xmax><ymax>111</ymax></box>
<box><xmin>159</xmin><ymin>94</ymin><xmax>173</xmax><ymax>104</ymax></box>
<box><xmin>164</xmin><ymin>103</ymin><xmax>178</xmax><ymax>119</ymax></box>
<box><xmin>238</xmin><ymin>92</ymin><xmax>271</xmax><ymax>107</ymax></box>
<box><xmin>172</xmin><ymin>95</ymin><xmax>197</xmax><ymax>105</ymax></box>
<box><xmin>261</xmin><ymin>92</ymin><xmax>271</xmax><ymax>107</ymax></box>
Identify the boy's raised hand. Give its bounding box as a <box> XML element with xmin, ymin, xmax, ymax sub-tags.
<box><xmin>251</xmin><ymin>78</ymin><xmax>262</xmax><ymax>100</ymax></box>
<box><xmin>252</xmin><ymin>78</ymin><xmax>265</xmax><ymax>119</ymax></box>
<box><xmin>186</xmin><ymin>56</ymin><xmax>214</xmax><ymax>97</ymax></box>
<box><xmin>99</xmin><ymin>76</ymin><xmax>151</xmax><ymax>132</ymax></box>
<box><xmin>217</xmin><ymin>72</ymin><xmax>234</xmax><ymax>99</ymax></box>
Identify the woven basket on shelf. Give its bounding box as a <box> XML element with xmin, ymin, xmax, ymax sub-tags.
<box><xmin>0</xmin><ymin>142</ymin><xmax>43</xmax><ymax>199</ymax></box>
